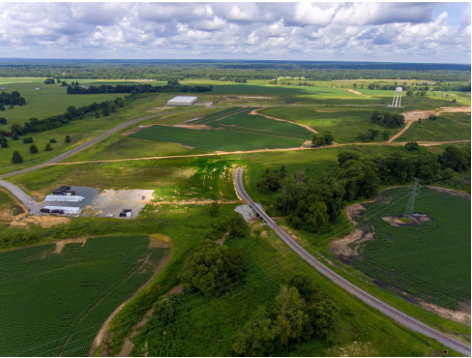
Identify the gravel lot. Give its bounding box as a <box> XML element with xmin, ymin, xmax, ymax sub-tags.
<box><xmin>234</xmin><ymin>203</ymin><xmax>263</xmax><ymax>222</ymax></box>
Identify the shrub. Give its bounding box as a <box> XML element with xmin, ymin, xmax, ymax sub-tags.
<box><xmin>1</xmin><ymin>141</ymin><xmax>8</xmax><ymax>148</ymax></box>
<box><xmin>227</xmin><ymin>212</ymin><xmax>250</xmax><ymax>238</ymax></box>
<box><xmin>65</xmin><ymin>135</ymin><xmax>71</xmax><ymax>143</ymax></box>
<box><xmin>49</xmin><ymin>138</ymin><xmax>57</xmax><ymax>143</ymax></box>
<box><xmin>0</xmin><ymin>117</ymin><xmax>7</xmax><ymax>125</ymax></box>
<box><xmin>12</xmin><ymin>133</ymin><xmax>19</xmax><ymax>140</ymax></box>
<box><xmin>312</xmin><ymin>131</ymin><xmax>334</xmax><ymax>146</ymax></box>
<box><xmin>44</xmin><ymin>143</ymin><xmax>52</xmax><ymax>151</ymax></box>
<box><xmin>43</xmin><ymin>78</ymin><xmax>55</xmax><ymax>84</ymax></box>
<box><xmin>11</xmin><ymin>151</ymin><xmax>23</xmax><ymax>163</ymax></box>
<box><xmin>207</xmin><ymin>202</ymin><xmax>220</xmax><ymax>217</ymax></box>
<box><xmin>29</xmin><ymin>144</ymin><xmax>38</xmax><ymax>154</ymax></box>
<box><xmin>405</xmin><ymin>142</ymin><xmax>420</xmax><ymax>151</ymax></box>
<box><xmin>23</xmin><ymin>137</ymin><xmax>33</xmax><ymax>144</ymax></box>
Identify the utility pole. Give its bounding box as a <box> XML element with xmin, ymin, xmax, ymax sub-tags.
<box><xmin>404</xmin><ymin>177</ymin><xmax>421</xmax><ymax>215</ymax></box>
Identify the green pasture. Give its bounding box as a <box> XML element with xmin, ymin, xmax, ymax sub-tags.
<box><xmin>396</xmin><ymin>112</ymin><xmax>471</xmax><ymax>142</ymax></box>
<box><xmin>0</xmin><ymin>188</ymin><xmax>24</xmax><ymax>221</ymax></box>
<box><xmin>0</xmin><ymin>235</ymin><xmax>169</xmax><ymax>357</ymax></box>
<box><xmin>259</xmin><ymin>106</ymin><xmax>390</xmax><ymax>143</ymax></box>
<box><xmin>352</xmin><ymin>187</ymin><xmax>471</xmax><ymax>310</ymax></box>
<box><xmin>130</xmin><ymin>125</ymin><xmax>305</xmax><ymax>152</ymax></box>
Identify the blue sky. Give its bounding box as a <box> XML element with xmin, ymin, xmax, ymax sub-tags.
<box><xmin>0</xmin><ymin>2</ymin><xmax>470</xmax><ymax>64</ymax></box>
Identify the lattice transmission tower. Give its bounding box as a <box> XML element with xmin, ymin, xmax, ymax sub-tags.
<box><xmin>404</xmin><ymin>177</ymin><xmax>421</xmax><ymax>215</ymax></box>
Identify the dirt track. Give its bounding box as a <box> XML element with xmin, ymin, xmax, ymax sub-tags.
<box><xmin>249</xmin><ymin>107</ymin><xmax>318</xmax><ymax>134</ymax></box>
<box><xmin>389</xmin><ymin>106</ymin><xmax>471</xmax><ymax>143</ymax></box>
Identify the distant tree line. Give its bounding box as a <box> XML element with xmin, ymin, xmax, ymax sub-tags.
<box><xmin>0</xmin><ymin>91</ymin><xmax>26</xmax><ymax>110</ymax></box>
<box><xmin>0</xmin><ymin>59</ymin><xmax>469</xmax><ymax>82</ymax></box>
<box><xmin>366</xmin><ymin>82</ymin><xmax>470</xmax><ymax>93</ymax></box>
<box><xmin>256</xmin><ymin>145</ymin><xmax>471</xmax><ymax>233</ymax></box>
<box><xmin>66</xmin><ymin>83</ymin><xmax>212</xmax><ymax>95</ymax></box>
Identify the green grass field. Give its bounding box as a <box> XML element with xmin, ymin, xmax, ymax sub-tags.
<box><xmin>0</xmin><ymin>188</ymin><xmax>24</xmax><ymax>222</ymax></box>
<box><xmin>0</xmin><ymin>235</ymin><xmax>169</xmax><ymax>357</ymax></box>
<box><xmin>259</xmin><ymin>106</ymin><xmax>391</xmax><ymax>143</ymax></box>
<box><xmin>351</xmin><ymin>187</ymin><xmax>471</xmax><ymax>310</ymax></box>
<box><xmin>396</xmin><ymin>112</ymin><xmax>471</xmax><ymax>142</ymax></box>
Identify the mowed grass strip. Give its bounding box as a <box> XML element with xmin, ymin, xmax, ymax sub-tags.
<box><xmin>130</xmin><ymin>125</ymin><xmax>305</xmax><ymax>152</ymax></box>
<box><xmin>0</xmin><ymin>236</ymin><xmax>169</xmax><ymax>357</ymax></box>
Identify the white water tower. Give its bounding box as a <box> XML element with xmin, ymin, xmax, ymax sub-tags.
<box><xmin>389</xmin><ymin>87</ymin><xmax>403</xmax><ymax>108</ymax></box>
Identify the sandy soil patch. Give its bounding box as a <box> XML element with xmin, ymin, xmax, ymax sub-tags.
<box><xmin>330</xmin><ymin>204</ymin><xmax>374</xmax><ymax>261</ymax></box>
<box><xmin>174</xmin><ymin>124</ymin><xmax>213</xmax><ymax>130</ymax></box>
<box><xmin>427</xmin><ymin>186</ymin><xmax>471</xmax><ymax>200</ymax></box>
<box><xmin>421</xmin><ymin>301</ymin><xmax>471</xmax><ymax>326</ymax></box>
<box><xmin>249</xmin><ymin>108</ymin><xmax>318</xmax><ymax>134</ymax></box>
<box><xmin>148</xmin><ymin>234</ymin><xmax>172</xmax><ymax>249</ymax></box>
<box><xmin>382</xmin><ymin>214</ymin><xmax>433</xmax><ymax>227</ymax></box>
<box><xmin>439</xmin><ymin>106</ymin><xmax>471</xmax><ymax>113</ymax></box>
<box><xmin>346</xmin><ymin>89</ymin><xmax>367</xmax><ymax>97</ymax></box>
<box><xmin>169</xmin><ymin>284</ymin><xmax>183</xmax><ymax>294</ymax></box>
<box><xmin>216</xmin><ymin>232</ymin><xmax>229</xmax><ymax>246</ymax></box>
<box><xmin>54</xmin><ymin>236</ymin><xmax>88</xmax><ymax>254</ymax></box>
<box><xmin>235</xmin><ymin>96</ymin><xmax>272</xmax><ymax>99</ymax></box>
<box><xmin>10</xmin><ymin>215</ymin><xmax>71</xmax><ymax>228</ymax></box>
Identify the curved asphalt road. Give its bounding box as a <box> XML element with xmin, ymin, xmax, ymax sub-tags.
<box><xmin>234</xmin><ymin>167</ymin><xmax>470</xmax><ymax>356</ymax></box>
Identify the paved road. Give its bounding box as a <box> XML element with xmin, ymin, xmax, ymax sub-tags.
<box><xmin>234</xmin><ymin>167</ymin><xmax>470</xmax><ymax>356</ymax></box>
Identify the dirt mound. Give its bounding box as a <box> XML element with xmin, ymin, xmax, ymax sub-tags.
<box><xmin>174</xmin><ymin>124</ymin><xmax>213</xmax><ymax>130</ymax></box>
<box><xmin>427</xmin><ymin>186</ymin><xmax>471</xmax><ymax>200</ymax></box>
<box><xmin>382</xmin><ymin>214</ymin><xmax>433</xmax><ymax>227</ymax></box>
<box><xmin>54</xmin><ymin>237</ymin><xmax>88</xmax><ymax>254</ymax></box>
<box><xmin>346</xmin><ymin>89</ymin><xmax>367</xmax><ymax>97</ymax></box>
<box><xmin>10</xmin><ymin>215</ymin><xmax>70</xmax><ymax>228</ymax></box>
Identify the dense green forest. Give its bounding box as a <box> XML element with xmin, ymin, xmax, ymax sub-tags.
<box><xmin>0</xmin><ymin>59</ymin><xmax>470</xmax><ymax>82</ymax></box>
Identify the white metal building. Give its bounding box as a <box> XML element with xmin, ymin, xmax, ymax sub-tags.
<box><xmin>45</xmin><ymin>195</ymin><xmax>85</xmax><ymax>202</ymax></box>
<box><xmin>167</xmin><ymin>96</ymin><xmax>198</xmax><ymax>106</ymax></box>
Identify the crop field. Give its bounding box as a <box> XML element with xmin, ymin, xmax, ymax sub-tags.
<box><xmin>0</xmin><ymin>235</ymin><xmax>169</xmax><ymax>356</ymax></box>
<box><xmin>130</xmin><ymin>106</ymin><xmax>311</xmax><ymax>152</ymax></box>
<box><xmin>396</xmin><ymin>112</ymin><xmax>471</xmax><ymax>142</ymax></box>
<box><xmin>259</xmin><ymin>106</ymin><xmax>390</xmax><ymax>143</ymax></box>
<box><xmin>130</xmin><ymin>124</ymin><xmax>305</xmax><ymax>152</ymax></box>
<box><xmin>351</xmin><ymin>187</ymin><xmax>471</xmax><ymax>310</ymax></box>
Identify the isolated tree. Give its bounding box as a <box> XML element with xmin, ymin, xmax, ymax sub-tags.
<box><xmin>49</xmin><ymin>138</ymin><xmax>57</xmax><ymax>143</ymax></box>
<box><xmin>232</xmin><ymin>306</ymin><xmax>276</xmax><ymax>356</ymax></box>
<box><xmin>0</xmin><ymin>117</ymin><xmax>7</xmax><ymax>125</ymax></box>
<box><xmin>405</xmin><ymin>142</ymin><xmax>420</xmax><ymax>151</ymax></box>
<box><xmin>352</xmin><ymin>83</ymin><xmax>357</xmax><ymax>89</ymax></box>
<box><xmin>273</xmin><ymin>286</ymin><xmax>308</xmax><ymax>345</ymax></box>
<box><xmin>44</xmin><ymin>143</ymin><xmax>52</xmax><ymax>151</ymax></box>
<box><xmin>406</xmin><ymin>89</ymin><xmax>414</xmax><ymax>96</ymax></box>
<box><xmin>207</xmin><ymin>202</ymin><xmax>220</xmax><ymax>217</ymax></box>
<box><xmin>65</xmin><ymin>135</ymin><xmax>71</xmax><ymax>143</ymax></box>
<box><xmin>29</xmin><ymin>144</ymin><xmax>38</xmax><ymax>154</ymax></box>
<box><xmin>11</xmin><ymin>151</ymin><xmax>23</xmax><ymax>164</ymax></box>
<box><xmin>428</xmin><ymin>114</ymin><xmax>437</xmax><ymax>120</ymax></box>
<box><xmin>1</xmin><ymin>140</ymin><xmax>8</xmax><ymax>148</ymax></box>
<box><xmin>12</xmin><ymin>133</ymin><xmax>19</xmax><ymax>140</ymax></box>
<box><xmin>61</xmin><ymin>81</ymin><xmax>67</xmax><ymax>86</ymax></box>
<box><xmin>102</xmin><ymin>108</ymin><xmax>110</xmax><ymax>116</ymax></box>
<box><xmin>43</xmin><ymin>78</ymin><xmax>55</xmax><ymax>84</ymax></box>
<box><xmin>227</xmin><ymin>212</ymin><xmax>250</xmax><ymax>238</ymax></box>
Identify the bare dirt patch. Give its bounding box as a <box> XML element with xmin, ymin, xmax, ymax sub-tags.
<box><xmin>330</xmin><ymin>204</ymin><xmax>374</xmax><ymax>262</ymax></box>
<box><xmin>382</xmin><ymin>214</ymin><xmax>433</xmax><ymax>227</ymax></box>
<box><xmin>420</xmin><ymin>301</ymin><xmax>471</xmax><ymax>326</ymax></box>
<box><xmin>153</xmin><ymin>199</ymin><xmax>240</xmax><ymax>206</ymax></box>
<box><xmin>169</xmin><ymin>284</ymin><xmax>183</xmax><ymax>295</ymax></box>
<box><xmin>148</xmin><ymin>234</ymin><xmax>172</xmax><ymax>249</ymax></box>
<box><xmin>248</xmin><ymin>108</ymin><xmax>318</xmax><ymax>134</ymax></box>
<box><xmin>174</xmin><ymin>124</ymin><xmax>213</xmax><ymax>130</ymax></box>
<box><xmin>10</xmin><ymin>215</ymin><xmax>71</xmax><ymax>228</ymax></box>
<box><xmin>327</xmin><ymin>341</ymin><xmax>376</xmax><ymax>357</ymax></box>
<box><xmin>427</xmin><ymin>186</ymin><xmax>471</xmax><ymax>200</ymax></box>
<box><xmin>346</xmin><ymin>89</ymin><xmax>367</xmax><ymax>97</ymax></box>
<box><xmin>54</xmin><ymin>236</ymin><xmax>88</xmax><ymax>254</ymax></box>
<box><xmin>439</xmin><ymin>106</ymin><xmax>471</xmax><ymax>113</ymax></box>
<box><xmin>216</xmin><ymin>232</ymin><xmax>229</xmax><ymax>246</ymax></box>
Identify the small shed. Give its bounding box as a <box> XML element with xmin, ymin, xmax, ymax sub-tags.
<box><xmin>35</xmin><ymin>87</ymin><xmax>40</xmax><ymax>90</ymax></box>
<box><xmin>0</xmin><ymin>87</ymin><xmax>4</xmax><ymax>90</ymax></box>
<box><xmin>167</xmin><ymin>96</ymin><xmax>198</xmax><ymax>106</ymax></box>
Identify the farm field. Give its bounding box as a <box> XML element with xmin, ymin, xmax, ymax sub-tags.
<box><xmin>396</xmin><ymin>112</ymin><xmax>471</xmax><ymax>142</ymax></box>
<box><xmin>130</xmin><ymin>124</ymin><xmax>306</xmax><ymax>152</ymax></box>
<box><xmin>125</xmin><ymin>221</ymin><xmax>453</xmax><ymax>357</ymax></box>
<box><xmin>0</xmin><ymin>235</ymin><xmax>169</xmax><ymax>357</ymax></box>
<box><xmin>351</xmin><ymin>187</ymin><xmax>471</xmax><ymax>310</ymax></box>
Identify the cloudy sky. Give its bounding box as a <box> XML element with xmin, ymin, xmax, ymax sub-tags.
<box><xmin>0</xmin><ymin>2</ymin><xmax>470</xmax><ymax>63</ymax></box>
